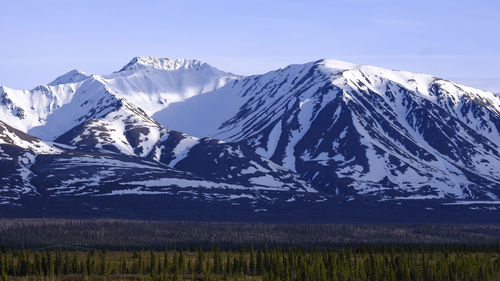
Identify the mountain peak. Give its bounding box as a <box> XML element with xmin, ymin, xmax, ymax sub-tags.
<box><xmin>317</xmin><ymin>58</ymin><xmax>359</xmax><ymax>70</ymax></box>
<box><xmin>119</xmin><ymin>56</ymin><xmax>206</xmax><ymax>72</ymax></box>
<box><xmin>48</xmin><ymin>69</ymin><xmax>89</xmax><ymax>86</ymax></box>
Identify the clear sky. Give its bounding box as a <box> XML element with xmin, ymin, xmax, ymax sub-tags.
<box><xmin>1</xmin><ymin>0</ymin><xmax>499</xmax><ymax>92</ymax></box>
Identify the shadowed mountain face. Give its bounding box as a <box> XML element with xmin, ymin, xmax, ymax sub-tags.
<box><xmin>0</xmin><ymin>57</ymin><xmax>499</xmax><ymax>221</ymax></box>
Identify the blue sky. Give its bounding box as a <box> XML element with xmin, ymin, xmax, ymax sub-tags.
<box><xmin>1</xmin><ymin>0</ymin><xmax>499</xmax><ymax>92</ymax></box>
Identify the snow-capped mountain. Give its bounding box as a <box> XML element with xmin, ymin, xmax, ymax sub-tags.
<box><xmin>54</xmin><ymin>97</ymin><xmax>164</xmax><ymax>157</ymax></box>
<box><xmin>0</xmin><ymin>117</ymin><xmax>315</xmax><ymax>208</ymax></box>
<box><xmin>155</xmin><ymin>59</ymin><xmax>500</xmax><ymax>200</ymax></box>
<box><xmin>0</xmin><ymin>120</ymin><xmax>61</xmax><ymax>204</ymax></box>
<box><xmin>0</xmin><ymin>57</ymin><xmax>236</xmax><ymax>140</ymax></box>
<box><xmin>102</xmin><ymin>57</ymin><xmax>237</xmax><ymax>115</ymax></box>
<box><xmin>0</xmin><ymin>57</ymin><xmax>498</xmax><ymax>221</ymax></box>
<box><xmin>148</xmin><ymin>131</ymin><xmax>315</xmax><ymax>192</ymax></box>
<box><xmin>45</xmin><ymin>86</ymin><xmax>312</xmax><ymax>194</ymax></box>
<box><xmin>0</xmin><ymin>56</ymin><xmax>316</xmax><ymax>208</ymax></box>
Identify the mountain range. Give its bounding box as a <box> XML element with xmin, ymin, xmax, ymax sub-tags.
<box><xmin>0</xmin><ymin>57</ymin><xmax>499</xmax><ymax>222</ymax></box>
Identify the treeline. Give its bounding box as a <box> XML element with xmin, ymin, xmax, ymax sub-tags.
<box><xmin>1</xmin><ymin>219</ymin><xmax>499</xmax><ymax>249</ymax></box>
<box><xmin>0</xmin><ymin>245</ymin><xmax>499</xmax><ymax>281</ymax></box>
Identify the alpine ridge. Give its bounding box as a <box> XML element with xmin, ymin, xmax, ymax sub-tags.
<box><xmin>0</xmin><ymin>57</ymin><xmax>498</xmax><ymax>222</ymax></box>
<box><xmin>155</xmin><ymin>59</ymin><xmax>500</xmax><ymax>200</ymax></box>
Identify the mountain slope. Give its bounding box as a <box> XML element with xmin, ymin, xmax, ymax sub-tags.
<box><xmin>0</xmin><ymin>57</ymin><xmax>499</xmax><ymax>221</ymax></box>
<box><xmin>100</xmin><ymin>57</ymin><xmax>238</xmax><ymax>115</ymax></box>
<box><xmin>2</xmin><ymin>57</ymin><xmax>499</xmax><ymax>204</ymax></box>
<box><xmin>0</xmin><ymin>118</ymin><xmax>317</xmax><ymax>207</ymax></box>
<box><xmin>0</xmin><ymin>76</ymin><xmax>85</xmax><ymax>133</ymax></box>
<box><xmin>52</xmin><ymin>102</ymin><xmax>314</xmax><ymax>193</ymax></box>
<box><xmin>155</xmin><ymin>59</ymin><xmax>500</xmax><ymax>200</ymax></box>
<box><xmin>0</xmin><ymin>56</ymin><xmax>315</xmax><ymax>205</ymax></box>
<box><xmin>148</xmin><ymin>131</ymin><xmax>315</xmax><ymax>193</ymax></box>
<box><xmin>0</xmin><ymin>120</ymin><xmax>61</xmax><ymax>204</ymax></box>
<box><xmin>1</xmin><ymin>57</ymin><xmax>237</xmax><ymax>140</ymax></box>
<box><xmin>54</xmin><ymin>97</ymin><xmax>164</xmax><ymax>156</ymax></box>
